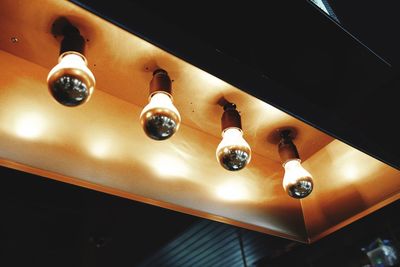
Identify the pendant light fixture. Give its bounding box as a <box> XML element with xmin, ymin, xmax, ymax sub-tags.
<box><xmin>278</xmin><ymin>129</ymin><xmax>313</xmax><ymax>199</ymax></box>
<box><xmin>216</xmin><ymin>103</ymin><xmax>251</xmax><ymax>171</ymax></box>
<box><xmin>140</xmin><ymin>69</ymin><xmax>181</xmax><ymax>140</ymax></box>
<box><xmin>47</xmin><ymin>21</ymin><xmax>95</xmax><ymax>107</ymax></box>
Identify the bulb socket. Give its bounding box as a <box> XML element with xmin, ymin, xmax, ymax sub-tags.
<box><xmin>221</xmin><ymin>103</ymin><xmax>242</xmax><ymax>131</ymax></box>
<box><xmin>278</xmin><ymin>130</ymin><xmax>300</xmax><ymax>165</ymax></box>
<box><xmin>59</xmin><ymin>25</ymin><xmax>85</xmax><ymax>56</ymax></box>
<box><xmin>149</xmin><ymin>69</ymin><xmax>172</xmax><ymax>97</ymax></box>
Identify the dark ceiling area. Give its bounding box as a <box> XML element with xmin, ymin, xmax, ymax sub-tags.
<box><xmin>330</xmin><ymin>1</ymin><xmax>400</xmax><ymax>67</ymax></box>
<box><xmin>72</xmin><ymin>0</ymin><xmax>400</xmax><ymax>170</ymax></box>
<box><xmin>0</xmin><ymin>166</ymin><xmax>199</xmax><ymax>267</ymax></box>
<box><xmin>1</xmin><ymin>165</ymin><xmax>399</xmax><ymax>267</ymax></box>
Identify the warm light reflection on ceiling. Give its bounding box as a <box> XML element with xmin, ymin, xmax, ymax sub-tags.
<box><xmin>88</xmin><ymin>137</ymin><xmax>113</xmax><ymax>159</ymax></box>
<box><xmin>192</xmin><ymin>67</ymin><xmax>231</xmax><ymax>92</ymax></box>
<box><xmin>151</xmin><ymin>153</ymin><xmax>189</xmax><ymax>178</ymax></box>
<box><xmin>342</xmin><ymin>164</ymin><xmax>360</xmax><ymax>181</ymax></box>
<box><xmin>216</xmin><ymin>180</ymin><xmax>251</xmax><ymax>201</ymax></box>
<box><xmin>339</xmin><ymin>157</ymin><xmax>382</xmax><ymax>182</ymax></box>
<box><xmin>330</xmin><ymin>145</ymin><xmax>383</xmax><ymax>183</ymax></box>
<box><xmin>14</xmin><ymin>112</ymin><xmax>46</xmax><ymax>139</ymax></box>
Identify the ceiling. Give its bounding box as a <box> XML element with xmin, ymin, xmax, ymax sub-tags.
<box><xmin>71</xmin><ymin>0</ymin><xmax>400</xmax><ymax>170</ymax></box>
<box><xmin>0</xmin><ymin>0</ymin><xmax>399</xmax><ymax>245</ymax></box>
<box><xmin>0</xmin><ymin>0</ymin><xmax>399</xmax><ymax>266</ymax></box>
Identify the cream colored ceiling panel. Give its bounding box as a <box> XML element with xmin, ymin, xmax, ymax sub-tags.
<box><xmin>0</xmin><ymin>0</ymin><xmax>398</xmax><ymax>243</ymax></box>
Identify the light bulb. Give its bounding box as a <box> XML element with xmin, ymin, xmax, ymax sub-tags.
<box><xmin>282</xmin><ymin>159</ymin><xmax>313</xmax><ymax>198</ymax></box>
<box><xmin>140</xmin><ymin>92</ymin><xmax>181</xmax><ymax>140</ymax></box>
<box><xmin>47</xmin><ymin>52</ymin><xmax>95</xmax><ymax>107</ymax></box>
<box><xmin>140</xmin><ymin>69</ymin><xmax>181</xmax><ymax>140</ymax></box>
<box><xmin>216</xmin><ymin>127</ymin><xmax>251</xmax><ymax>171</ymax></box>
<box><xmin>216</xmin><ymin>103</ymin><xmax>251</xmax><ymax>171</ymax></box>
<box><xmin>277</xmin><ymin>128</ymin><xmax>314</xmax><ymax>198</ymax></box>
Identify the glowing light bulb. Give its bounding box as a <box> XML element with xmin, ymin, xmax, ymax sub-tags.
<box><xmin>140</xmin><ymin>70</ymin><xmax>181</xmax><ymax>140</ymax></box>
<box><xmin>140</xmin><ymin>92</ymin><xmax>181</xmax><ymax>140</ymax></box>
<box><xmin>217</xmin><ymin>128</ymin><xmax>251</xmax><ymax>171</ymax></box>
<box><xmin>277</xmin><ymin>128</ymin><xmax>314</xmax><ymax>198</ymax></box>
<box><xmin>282</xmin><ymin>159</ymin><xmax>313</xmax><ymax>198</ymax></box>
<box><xmin>47</xmin><ymin>52</ymin><xmax>95</xmax><ymax>107</ymax></box>
<box><xmin>216</xmin><ymin>103</ymin><xmax>251</xmax><ymax>171</ymax></box>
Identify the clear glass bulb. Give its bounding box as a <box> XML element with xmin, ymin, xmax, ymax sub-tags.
<box><xmin>47</xmin><ymin>52</ymin><xmax>95</xmax><ymax>107</ymax></box>
<box><xmin>216</xmin><ymin>127</ymin><xmax>251</xmax><ymax>171</ymax></box>
<box><xmin>140</xmin><ymin>92</ymin><xmax>181</xmax><ymax>140</ymax></box>
<box><xmin>282</xmin><ymin>159</ymin><xmax>313</xmax><ymax>198</ymax></box>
